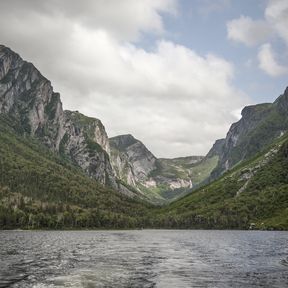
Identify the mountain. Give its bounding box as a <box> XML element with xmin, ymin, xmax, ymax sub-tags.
<box><xmin>1</xmin><ymin>44</ymin><xmax>287</xmax><ymax>230</ymax></box>
<box><xmin>0</xmin><ymin>45</ymin><xmax>118</xmax><ymax>186</ymax></box>
<box><xmin>0</xmin><ymin>45</ymin><xmax>209</xmax><ymax>203</ymax></box>
<box><xmin>109</xmin><ymin>134</ymin><xmax>216</xmax><ymax>203</ymax></box>
<box><xmin>152</xmin><ymin>87</ymin><xmax>288</xmax><ymax>230</ymax></box>
<box><xmin>0</xmin><ymin>114</ymin><xmax>152</xmax><ymax>229</ymax></box>
<box><xmin>110</xmin><ymin>134</ymin><xmax>157</xmax><ymax>186</ymax></box>
<box><xmin>154</xmin><ymin>132</ymin><xmax>288</xmax><ymax>230</ymax></box>
<box><xmin>210</xmin><ymin>89</ymin><xmax>288</xmax><ymax>179</ymax></box>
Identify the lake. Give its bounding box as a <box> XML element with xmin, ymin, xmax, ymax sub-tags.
<box><xmin>0</xmin><ymin>230</ymin><xmax>287</xmax><ymax>287</ymax></box>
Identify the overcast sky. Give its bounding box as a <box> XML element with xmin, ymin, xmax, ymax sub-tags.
<box><xmin>0</xmin><ymin>0</ymin><xmax>287</xmax><ymax>157</ymax></box>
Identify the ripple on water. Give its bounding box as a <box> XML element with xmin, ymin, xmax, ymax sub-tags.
<box><xmin>0</xmin><ymin>230</ymin><xmax>287</xmax><ymax>288</ymax></box>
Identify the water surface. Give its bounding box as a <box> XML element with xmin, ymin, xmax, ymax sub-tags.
<box><xmin>0</xmin><ymin>230</ymin><xmax>287</xmax><ymax>287</ymax></box>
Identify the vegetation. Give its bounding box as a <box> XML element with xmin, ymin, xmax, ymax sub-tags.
<box><xmin>212</xmin><ymin>101</ymin><xmax>288</xmax><ymax>179</ymax></box>
<box><xmin>0</xmin><ymin>115</ymin><xmax>152</xmax><ymax>229</ymax></box>
<box><xmin>189</xmin><ymin>156</ymin><xmax>219</xmax><ymax>184</ymax></box>
<box><xmin>145</xmin><ymin>155</ymin><xmax>218</xmax><ymax>202</ymax></box>
<box><xmin>153</xmin><ymin>134</ymin><xmax>288</xmax><ymax>230</ymax></box>
<box><xmin>0</xmin><ymin>113</ymin><xmax>287</xmax><ymax>230</ymax></box>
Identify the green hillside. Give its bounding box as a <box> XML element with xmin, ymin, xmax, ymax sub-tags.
<box><xmin>153</xmin><ymin>134</ymin><xmax>288</xmax><ymax>230</ymax></box>
<box><xmin>1</xmin><ymin>112</ymin><xmax>287</xmax><ymax>230</ymax></box>
<box><xmin>145</xmin><ymin>156</ymin><xmax>219</xmax><ymax>203</ymax></box>
<box><xmin>0</xmin><ymin>115</ymin><xmax>152</xmax><ymax>229</ymax></box>
<box><xmin>211</xmin><ymin>90</ymin><xmax>288</xmax><ymax>179</ymax></box>
<box><xmin>1</xmin><ymin>113</ymin><xmax>287</xmax><ymax>230</ymax></box>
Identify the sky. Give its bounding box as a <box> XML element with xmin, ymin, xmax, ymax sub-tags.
<box><xmin>0</xmin><ymin>0</ymin><xmax>287</xmax><ymax>158</ymax></box>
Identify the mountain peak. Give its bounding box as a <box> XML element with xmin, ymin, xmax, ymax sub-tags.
<box><xmin>0</xmin><ymin>44</ymin><xmax>116</xmax><ymax>186</ymax></box>
<box><xmin>109</xmin><ymin>134</ymin><xmax>139</xmax><ymax>151</ymax></box>
<box><xmin>274</xmin><ymin>86</ymin><xmax>288</xmax><ymax>113</ymax></box>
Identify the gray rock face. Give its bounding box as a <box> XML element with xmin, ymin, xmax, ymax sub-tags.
<box><xmin>206</xmin><ymin>138</ymin><xmax>225</xmax><ymax>158</ymax></box>
<box><xmin>0</xmin><ymin>45</ymin><xmax>65</xmax><ymax>150</ymax></box>
<box><xmin>110</xmin><ymin>134</ymin><xmax>157</xmax><ymax>185</ymax></box>
<box><xmin>110</xmin><ymin>135</ymin><xmax>201</xmax><ymax>201</ymax></box>
<box><xmin>62</xmin><ymin>111</ymin><xmax>116</xmax><ymax>186</ymax></box>
<box><xmin>0</xmin><ymin>44</ymin><xmax>199</xmax><ymax>200</ymax></box>
<box><xmin>210</xmin><ymin>87</ymin><xmax>288</xmax><ymax>179</ymax></box>
<box><xmin>0</xmin><ymin>44</ymin><xmax>115</xmax><ymax>186</ymax></box>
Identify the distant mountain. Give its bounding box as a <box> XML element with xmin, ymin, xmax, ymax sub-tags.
<box><xmin>152</xmin><ymin>87</ymin><xmax>288</xmax><ymax>230</ymax></box>
<box><xmin>0</xmin><ymin>114</ymin><xmax>152</xmax><ymax>229</ymax></box>
<box><xmin>0</xmin><ymin>45</ymin><xmax>209</xmax><ymax>203</ymax></box>
<box><xmin>110</xmin><ymin>134</ymin><xmax>218</xmax><ymax>203</ymax></box>
<box><xmin>155</xmin><ymin>132</ymin><xmax>288</xmax><ymax>230</ymax></box>
<box><xmin>0</xmin><ymin>45</ymin><xmax>116</xmax><ymax>186</ymax></box>
<box><xmin>0</xmin><ymin>44</ymin><xmax>155</xmax><ymax>229</ymax></box>
<box><xmin>210</xmin><ymin>88</ymin><xmax>288</xmax><ymax>179</ymax></box>
<box><xmin>1</xmin><ymin>44</ymin><xmax>287</xmax><ymax>230</ymax></box>
<box><xmin>110</xmin><ymin>134</ymin><xmax>157</xmax><ymax>186</ymax></box>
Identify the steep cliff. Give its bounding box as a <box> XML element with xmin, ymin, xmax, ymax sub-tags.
<box><xmin>211</xmin><ymin>87</ymin><xmax>288</xmax><ymax>178</ymax></box>
<box><xmin>156</xmin><ymin>132</ymin><xmax>288</xmax><ymax>230</ymax></box>
<box><xmin>110</xmin><ymin>134</ymin><xmax>157</xmax><ymax>185</ymax></box>
<box><xmin>61</xmin><ymin>111</ymin><xmax>116</xmax><ymax>186</ymax></box>
<box><xmin>0</xmin><ymin>44</ymin><xmax>206</xmax><ymax>201</ymax></box>
<box><xmin>0</xmin><ymin>113</ymin><xmax>152</xmax><ymax>229</ymax></box>
<box><xmin>0</xmin><ymin>45</ymin><xmax>115</xmax><ymax>186</ymax></box>
<box><xmin>0</xmin><ymin>45</ymin><xmax>65</xmax><ymax>150</ymax></box>
<box><xmin>110</xmin><ymin>134</ymin><xmax>206</xmax><ymax>202</ymax></box>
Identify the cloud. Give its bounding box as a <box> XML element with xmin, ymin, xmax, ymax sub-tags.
<box><xmin>227</xmin><ymin>0</ymin><xmax>288</xmax><ymax>77</ymax></box>
<box><xmin>0</xmin><ymin>0</ymin><xmax>177</xmax><ymax>42</ymax></box>
<box><xmin>227</xmin><ymin>16</ymin><xmax>272</xmax><ymax>46</ymax></box>
<box><xmin>265</xmin><ymin>0</ymin><xmax>288</xmax><ymax>46</ymax></box>
<box><xmin>258</xmin><ymin>43</ymin><xmax>288</xmax><ymax>77</ymax></box>
<box><xmin>0</xmin><ymin>0</ymin><xmax>248</xmax><ymax>157</ymax></box>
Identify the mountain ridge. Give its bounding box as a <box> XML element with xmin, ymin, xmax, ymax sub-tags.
<box><xmin>210</xmin><ymin>88</ymin><xmax>288</xmax><ymax>180</ymax></box>
<box><xmin>0</xmin><ymin>44</ymin><xmax>208</xmax><ymax>202</ymax></box>
<box><xmin>0</xmin><ymin>44</ymin><xmax>287</xmax><ymax>230</ymax></box>
<box><xmin>109</xmin><ymin>134</ymin><xmax>214</xmax><ymax>203</ymax></box>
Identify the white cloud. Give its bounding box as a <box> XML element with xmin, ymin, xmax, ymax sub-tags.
<box><xmin>0</xmin><ymin>0</ymin><xmax>249</xmax><ymax>157</ymax></box>
<box><xmin>227</xmin><ymin>0</ymin><xmax>288</xmax><ymax>77</ymax></box>
<box><xmin>265</xmin><ymin>0</ymin><xmax>288</xmax><ymax>46</ymax></box>
<box><xmin>0</xmin><ymin>0</ymin><xmax>177</xmax><ymax>42</ymax></box>
<box><xmin>227</xmin><ymin>16</ymin><xmax>272</xmax><ymax>46</ymax></box>
<box><xmin>258</xmin><ymin>43</ymin><xmax>288</xmax><ymax>77</ymax></box>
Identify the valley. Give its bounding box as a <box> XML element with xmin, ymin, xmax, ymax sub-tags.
<box><xmin>0</xmin><ymin>44</ymin><xmax>287</xmax><ymax>230</ymax></box>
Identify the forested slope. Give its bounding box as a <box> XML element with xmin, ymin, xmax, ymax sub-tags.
<box><xmin>0</xmin><ymin>115</ymin><xmax>152</xmax><ymax>229</ymax></box>
<box><xmin>154</xmin><ymin>134</ymin><xmax>288</xmax><ymax>230</ymax></box>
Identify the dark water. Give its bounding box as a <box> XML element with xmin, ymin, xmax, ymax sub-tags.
<box><xmin>0</xmin><ymin>230</ymin><xmax>288</xmax><ymax>288</ymax></box>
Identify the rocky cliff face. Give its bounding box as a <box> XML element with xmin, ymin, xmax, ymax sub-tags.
<box><xmin>0</xmin><ymin>44</ymin><xmax>205</xmax><ymax>201</ymax></box>
<box><xmin>211</xmin><ymin>87</ymin><xmax>288</xmax><ymax>178</ymax></box>
<box><xmin>110</xmin><ymin>134</ymin><xmax>157</xmax><ymax>185</ymax></box>
<box><xmin>0</xmin><ymin>45</ymin><xmax>65</xmax><ymax>150</ymax></box>
<box><xmin>0</xmin><ymin>45</ymin><xmax>115</xmax><ymax>186</ymax></box>
<box><xmin>61</xmin><ymin>111</ymin><xmax>116</xmax><ymax>186</ymax></box>
<box><xmin>206</xmin><ymin>139</ymin><xmax>225</xmax><ymax>158</ymax></box>
<box><xmin>110</xmin><ymin>134</ymin><xmax>203</xmax><ymax>202</ymax></box>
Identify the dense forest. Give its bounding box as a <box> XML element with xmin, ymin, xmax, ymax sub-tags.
<box><xmin>0</xmin><ymin>115</ymin><xmax>153</xmax><ymax>229</ymax></box>
<box><xmin>1</xmin><ymin>44</ymin><xmax>287</xmax><ymax>231</ymax></box>
<box><xmin>1</xmin><ymin>112</ymin><xmax>288</xmax><ymax>230</ymax></box>
<box><xmin>153</xmin><ymin>135</ymin><xmax>288</xmax><ymax>230</ymax></box>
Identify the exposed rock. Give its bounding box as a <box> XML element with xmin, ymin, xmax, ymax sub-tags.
<box><xmin>110</xmin><ymin>134</ymin><xmax>157</xmax><ymax>186</ymax></box>
<box><xmin>110</xmin><ymin>134</ymin><xmax>202</xmax><ymax>201</ymax></box>
<box><xmin>0</xmin><ymin>44</ymin><xmax>115</xmax><ymax>186</ymax></box>
<box><xmin>62</xmin><ymin>111</ymin><xmax>116</xmax><ymax>186</ymax></box>
<box><xmin>206</xmin><ymin>138</ymin><xmax>225</xmax><ymax>158</ymax></box>
<box><xmin>210</xmin><ymin>87</ymin><xmax>288</xmax><ymax>179</ymax></box>
<box><xmin>110</xmin><ymin>134</ymin><xmax>157</xmax><ymax>184</ymax></box>
<box><xmin>0</xmin><ymin>45</ymin><xmax>65</xmax><ymax>150</ymax></box>
<box><xmin>235</xmin><ymin>144</ymin><xmax>281</xmax><ymax>196</ymax></box>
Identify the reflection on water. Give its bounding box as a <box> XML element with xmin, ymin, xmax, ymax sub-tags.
<box><xmin>0</xmin><ymin>230</ymin><xmax>287</xmax><ymax>287</ymax></box>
